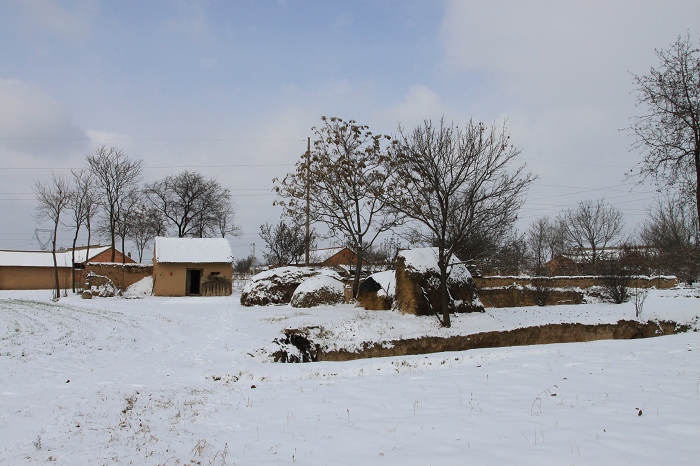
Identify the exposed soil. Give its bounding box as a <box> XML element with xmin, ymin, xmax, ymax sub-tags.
<box><xmin>273</xmin><ymin>319</ymin><xmax>692</xmax><ymax>363</ymax></box>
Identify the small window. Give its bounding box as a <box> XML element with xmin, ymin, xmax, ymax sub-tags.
<box><xmin>210</xmin><ymin>272</ymin><xmax>220</xmax><ymax>275</ymax></box>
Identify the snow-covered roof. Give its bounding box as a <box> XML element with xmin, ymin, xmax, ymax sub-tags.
<box><xmin>0</xmin><ymin>246</ymin><xmax>111</xmax><ymax>268</ymax></box>
<box><xmin>154</xmin><ymin>237</ymin><xmax>233</xmax><ymax>264</ymax></box>
<box><xmin>397</xmin><ymin>247</ymin><xmax>472</xmax><ymax>282</ymax></box>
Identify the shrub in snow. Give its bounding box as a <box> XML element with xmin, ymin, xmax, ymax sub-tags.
<box><xmin>85</xmin><ymin>272</ymin><xmax>121</xmax><ymax>297</ymax></box>
<box><xmin>357</xmin><ymin>270</ymin><xmax>395</xmax><ymax>311</ymax></box>
<box><xmin>290</xmin><ymin>274</ymin><xmax>345</xmax><ymax>308</ymax></box>
<box><xmin>395</xmin><ymin>247</ymin><xmax>483</xmax><ymax>316</ymax></box>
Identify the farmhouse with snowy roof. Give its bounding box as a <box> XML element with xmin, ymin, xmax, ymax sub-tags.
<box><xmin>152</xmin><ymin>237</ymin><xmax>233</xmax><ymax>296</ymax></box>
<box><xmin>0</xmin><ymin>245</ymin><xmax>133</xmax><ymax>290</ymax></box>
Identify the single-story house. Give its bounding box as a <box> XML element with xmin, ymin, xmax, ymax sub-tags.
<box><xmin>545</xmin><ymin>246</ymin><xmax>655</xmax><ymax>276</ymax></box>
<box><xmin>0</xmin><ymin>245</ymin><xmax>134</xmax><ymax>290</ymax></box>
<box><xmin>310</xmin><ymin>247</ymin><xmax>357</xmax><ymax>267</ymax></box>
<box><xmin>152</xmin><ymin>237</ymin><xmax>233</xmax><ymax>297</ymax></box>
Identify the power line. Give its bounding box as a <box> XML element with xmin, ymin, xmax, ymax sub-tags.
<box><xmin>526</xmin><ymin>157</ymin><xmax>633</xmax><ymax>169</ymax></box>
<box><xmin>0</xmin><ymin>137</ymin><xmax>306</xmax><ymax>142</ymax></box>
<box><xmin>2</xmin><ymin>163</ymin><xmax>294</xmax><ymax>170</ymax></box>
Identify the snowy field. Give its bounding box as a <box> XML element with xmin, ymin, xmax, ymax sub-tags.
<box><xmin>1</xmin><ymin>286</ymin><xmax>699</xmax><ymax>465</ymax></box>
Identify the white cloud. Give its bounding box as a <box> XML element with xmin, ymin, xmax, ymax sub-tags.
<box><xmin>438</xmin><ymin>0</ymin><xmax>700</xmax><ymax>229</ymax></box>
<box><xmin>0</xmin><ymin>78</ymin><xmax>87</xmax><ymax>157</ymax></box>
<box><xmin>17</xmin><ymin>0</ymin><xmax>96</xmax><ymax>41</ymax></box>
<box><xmin>378</xmin><ymin>85</ymin><xmax>450</xmax><ymax>131</ymax></box>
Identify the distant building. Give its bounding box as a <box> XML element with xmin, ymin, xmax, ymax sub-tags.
<box><xmin>152</xmin><ymin>237</ymin><xmax>233</xmax><ymax>296</ymax></box>
<box><xmin>310</xmin><ymin>247</ymin><xmax>357</xmax><ymax>267</ymax></box>
<box><xmin>545</xmin><ymin>246</ymin><xmax>654</xmax><ymax>276</ymax></box>
<box><xmin>0</xmin><ymin>245</ymin><xmax>133</xmax><ymax>290</ymax></box>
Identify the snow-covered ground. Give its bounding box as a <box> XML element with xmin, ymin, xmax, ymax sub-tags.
<box><xmin>1</xmin><ymin>286</ymin><xmax>699</xmax><ymax>465</ymax></box>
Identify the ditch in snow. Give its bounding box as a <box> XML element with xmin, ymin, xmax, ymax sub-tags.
<box><xmin>273</xmin><ymin>319</ymin><xmax>693</xmax><ymax>363</ymax></box>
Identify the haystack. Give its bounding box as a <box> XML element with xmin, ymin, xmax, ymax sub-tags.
<box><xmin>357</xmin><ymin>271</ymin><xmax>395</xmax><ymax>311</ymax></box>
<box><xmin>241</xmin><ymin>267</ymin><xmax>318</xmax><ymax>306</ymax></box>
<box><xmin>395</xmin><ymin>248</ymin><xmax>483</xmax><ymax>316</ymax></box>
<box><xmin>290</xmin><ymin>274</ymin><xmax>345</xmax><ymax>308</ymax></box>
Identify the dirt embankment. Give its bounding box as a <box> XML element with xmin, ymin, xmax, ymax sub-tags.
<box><xmin>273</xmin><ymin>320</ymin><xmax>692</xmax><ymax>363</ymax></box>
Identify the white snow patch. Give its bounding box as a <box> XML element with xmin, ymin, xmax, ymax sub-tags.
<box><xmin>0</xmin><ymin>287</ymin><xmax>698</xmax><ymax>464</ymax></box>
<box><xmin>123</xmin><ymin>276</ymin><xmax>153</xmax><ymax>298</ymax></box>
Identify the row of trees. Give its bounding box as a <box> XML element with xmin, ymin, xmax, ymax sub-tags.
<box><xmin>34</xmin><ymin>146</ymin><xmax>240</xmax><ymax>299</ymax></box>
<box><xmin>271</xmin><ymin>116</ymin><xmax>698</xmax><ymax>327</ymax></box>
<box><xmin>274</xmin><ymin>116</ymin><xmax>535</xmax><ymax>327</ymax></box>
<box><xmin>271</xmin><ymin>33</ymin><xmax>700</xmax><ymax>326</ymax></box>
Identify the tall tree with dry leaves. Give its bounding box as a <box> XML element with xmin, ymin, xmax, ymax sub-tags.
<box><xmin>274</xmin><ymin>116</ymin><xmax>400</xmax><ymax>297</ymax></box>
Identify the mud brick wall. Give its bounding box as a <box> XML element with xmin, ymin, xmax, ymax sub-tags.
<box><xmin>86</xmin><ymin>263</ymin><xmax>152</xmax><ymax>290</ymax></box>
<box><xmin>473</xmin><ymin>275</ymin><xmax>678</xmax><ymax>290</ymax></box>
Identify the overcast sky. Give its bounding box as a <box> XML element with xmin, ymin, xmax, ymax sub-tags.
<box><xmin>1</xmin><ymin>0</ymin><xmax>698</xmax><ymax>261</ymax></box>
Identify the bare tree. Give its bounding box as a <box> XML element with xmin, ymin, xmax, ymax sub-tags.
<box><xmin>129</xmin><ymin>201</ymin><xmax>166</xmax><ymax>263</ymax></box>
<box><xmin>234</xmin><ymin>256</ymin><xmax>256</xmax><ymax>275</ymax></box>
<box><xmin>64</xmin><ymin>170</ymin><xmax>95</xmax><ymax>292</ymax></box>
<box><xmin>259</xmin><ymin>219</ymin><xmax>310</xmax><ymax>266</ymax></box>
<box><xmin>274</xmin><ymin>116</ymin><xmax>400</xmax><ymax>297</ymax></box>
<box><xmin>86</xmin><ymin>146</ymin><xmax>143</xmax><ymax>261</ymax></box>
<box><xmin>113</xmin><ymin>190</ymin><xmax>143</xmax><ymax>263</ymax></box>
<box><xmin>559</xmin><ymin>199</ymin><xmax>625</xmax><ymax>273</ymax></box>
<box><xmin>363</xmin><ymin>235</ymin><xmax>404</xmax><ymax>266</ymax></box>
<box><xmin>384</xmin><ymin>119</ymin><xmax>535</xmax><ymax>327</ymax></box>
<box><xmin>215</xmin><ymin>196</ymin><xmax>242</xmax><ymax>238</ymax></box>
<box><xmin>640</xmin><ymin>194</ymin><xmax>699</xmax><ymax>283</ymax></box>
<box><xmin>629</xmin><ymin>33</ymin><xmax>700</xmax><ymax>227</ymax></box>
<box><xmin>33</xmin><ymin>174</ymin><xmax>71</xmax><ymax>300</ymax></box>
<box><xmin>526</xmin><ymin>216</ymin><xmax>568</xmax><ymax>275</ymax></box>
<box><xmin>144</xmin><ymin>171</ymin><xmax>236</xmax><ymax>238</ymax></box>
<box><xmin>486</xmin><ymin>230</ymin><xmax>528</xmax><ymax>275</ymax></box>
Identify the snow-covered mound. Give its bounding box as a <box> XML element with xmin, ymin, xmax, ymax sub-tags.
<box><xmin>241</xmin><ymin>267</ymin><xmax>340</xmax><ymax>306</ymax></box>
<box><xmin>291</xmin><ymin>274</ymin><xmax>345</xmax><ymax>308</ymax></box>
<box><xmin>396</xmin><ymin>247</ymin><xmax>483</xmax><ymax>315</ymax></box>
<box><xmin>123</xmin><ymin>276</ymin><xmax>153</xmax><ymax>298</ymax></box>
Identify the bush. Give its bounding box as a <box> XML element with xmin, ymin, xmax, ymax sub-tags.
<box><xmin>600</xmin><ymin>266</ymin><xmax>631</xmax><ymax>304</ymax></box>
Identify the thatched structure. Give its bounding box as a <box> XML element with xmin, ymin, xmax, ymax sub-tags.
<box><xmin>290</xmin><ymin>275</ymin><xmax>345</xmax><ymax>308</ymax></box>
<box><xmin>356</xmin><ymin>272</ymin><xmax>394</xmax><ymax>310</ymax></box>
<box><xmin>394</xmin><ymin>248</ymin><xmax>483</xmax><ymax>316</ymax></box>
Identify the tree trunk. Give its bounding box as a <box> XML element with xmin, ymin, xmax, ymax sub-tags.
<box><xmin>352</xmin><ymin>243</ymin><xmax>363</xmax><ymax>299</ymax></box>
<box><xmin>52</xmin><ymin>220</ymin><xmax>60</xmax><ymax>300</ymax></box>
<box><xmin>70</xmin><ymin>227</ymin><xmax>79</xmax><ymax>293</ymax></box>
<box><xmin>438</xmin><ymin>248</ymin><xmax>451</xmax><ymax>328</ymax></box>
<box><xmin>85</xmin><ymin>220</ymin><xmax>91</xmax><ymax>278</ymax></box>
<box><xmin>110</xmin><ymin>218</ymin><xmax>116</xmax><ymax>262</ymax></box>
<box><xmin>695</xmin><ymin>147</ymin><xmax>700</xmax><ymax>231</ymax></box>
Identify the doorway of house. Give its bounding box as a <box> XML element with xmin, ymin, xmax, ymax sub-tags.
<box><xmin>186</xmin><ymin>268</ymin><xmax>203</xmax><ymax>295</ymax></box>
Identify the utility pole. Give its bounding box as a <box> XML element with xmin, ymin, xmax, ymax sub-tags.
<box><xmin>304</xmin><ymin>136</ymin><xmax>311</xmax><ymax>266</ymax></box>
